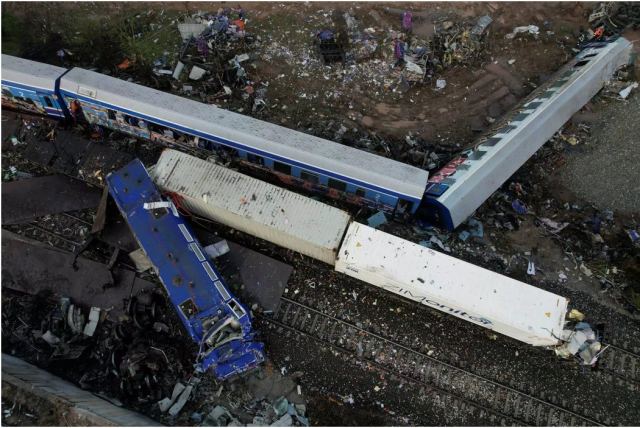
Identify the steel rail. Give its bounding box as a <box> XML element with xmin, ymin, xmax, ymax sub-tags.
<box><xmin>264</xmin><ymin>296</ymin><xmax>606</xmax><ymax>427</ymax></box>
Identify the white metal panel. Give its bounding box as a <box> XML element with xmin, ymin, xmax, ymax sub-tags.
<box><xmin>335</xmin><ymin>222</ymin><xmax>568</xmax><ymax>346</ymax></box>
<box><xmin>59</xmin><ymin>68</ymin><xmax>429</xmax><ymax>201</ymax></box>
<box><xmin>433</xmin><ymin>38</ymin><xmax>632</xmax><ymax>228</ymax></box>
<box><xmin>1</xmin><ymin>54</ymin><xmax>66</xmax><ymax>91</ymax></box>
<box><xmin>152</xmin><ymin>149</ymin><xmax>351</xmax><ymax>265</ymax></box>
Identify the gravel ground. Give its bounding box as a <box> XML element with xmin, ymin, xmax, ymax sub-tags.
<box><xmin>560</xmin><ymin>91</ymin><xmax>640</xmax><ymax>214</ymax></box>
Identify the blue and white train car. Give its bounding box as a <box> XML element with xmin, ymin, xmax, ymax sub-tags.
<box><xmin>421</xmin><ymin>37</ymin><xmax>633</xmax><ymax>229</ymax></box>
<box><xmin>57</xmin><ymin>67</ymin><xmax>430</xmax><ymax>215</ymax></box>
<box><xmin>1</xmin><ymin>36</ymin><xmax>631</xmax><ymax>230</ymax></box>
<box><xmin>1</xmin><ymin>54</ymin><xmax>67</xmax><ymax>119</ymax></box>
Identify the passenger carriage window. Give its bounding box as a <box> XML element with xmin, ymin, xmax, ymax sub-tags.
<box><xmin>108</xmin><ymin>109</ymin><xmax>117</xmax><ymax>120</ymax></box>
<box><xmin>300</xmin><ymin>170</ymin><xmax>319</xmax><ymax>184</ymax></box>
<box><xmin>328</xmin><ymin>178</ymin><xmax>347</xmax><ymax>192</ymax></box>
<box><xmin>355</xmin><ymin>188</ymin><xmax>366</xmax><ymax>197</ymax></box>
<box><xmin>247</xmin><ymin>153</ymin><xmax>264</xmax><ymax>165</ymax></box>
<box><xmin>273</xmin><ymin>161</ymin><xmax>291</xmax><ymax>175</ymax></box>
<box><xmin>398</xmin><ymin>199</ymin><xmax>414</xmax><ymax>213</ymax></box>
<box><xmin>43</xmin><ymin>96</ymin><xmax>53</xmax><ymax>108</ymax></box>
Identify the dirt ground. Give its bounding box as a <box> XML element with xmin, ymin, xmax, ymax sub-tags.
<box><xmin>559</xmin><ymin>91</ymin><xmax>640</xmax><ymax>214</ymax></box>
<box><xmin>2</xmin><ymin>1</ymin><xmax>589</xmax><ymax>152</ymax></box>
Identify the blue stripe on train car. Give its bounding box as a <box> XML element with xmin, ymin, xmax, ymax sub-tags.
<box><xmin>2</xmin><ymin>79</ymin><xmax>66</xmax><ymax>118</ymax></box>
<box><xmin>59</xmin><ymin>89</ymin><xmax>422</xmax><ymax>210</ymax></box>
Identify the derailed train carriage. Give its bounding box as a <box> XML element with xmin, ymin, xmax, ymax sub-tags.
<box><xmin>1</xmin><ymin>36</ymin><xmax>632</xmax><ymax>230</ymax></box>
<box><xmin>152</xmin><ymin>149</ymin><xmax>570</xmax><ymax>348</ymax></box>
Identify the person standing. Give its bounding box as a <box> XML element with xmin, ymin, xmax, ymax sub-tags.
<box><xmin>393</xmin><ymin>36</ymin><xmax>406</xmax><ymax>67</ymax></box>
<box><xmin>402</xmin><ymin>11</ymin><xmax>413</xmax><ymax>34</ymax></box>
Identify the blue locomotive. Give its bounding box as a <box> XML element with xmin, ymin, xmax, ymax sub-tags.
<box><xmin>106</xmin><ymin>159</ymin><xmax>265</xmax><ymax>380</ymax></box>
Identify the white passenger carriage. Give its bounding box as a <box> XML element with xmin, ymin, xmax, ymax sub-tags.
<box><xmin>1</xmin><ymin>54</ymin><xmax>67</xmax><ymax>118</ymax></box>
<box><xmin>423</xmin><ymin>37</ymin><xmax>633</xmax><ymax>229</ymax></box>
<box><xmin>58</xmin><ymin>67</ymin><xmax>429</xmax><ymax>214</ymax></box>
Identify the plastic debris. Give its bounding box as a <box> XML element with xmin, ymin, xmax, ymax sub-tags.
<box><xmin>204</xmin><ymin>405</ymin><xmax>235</xmax><ymax>426</ymax></box>
<box><xmin>189</xmin><ymin>65</ymin><xmax>207</xmax><ymax>80</ymax></box>
<box><xmin>367</xmin><ymin>211</ymin><xmax>387</xmax><ymax>228</ymax></box>
<box><xmin>555</xmin><ymin>321</ymin><xmax>608</xmax><ymax>366</ymax></box>
<box><xmin>579</xmin><ymin>263</ymin><xmax>593</xmax><ymax>277</ymax></box>
<box><xmin>538</xmin><ymin>217</ymin><xmax>569</xmax><ymax>234</ymax></box>
<box><xmin>429</xmin><ymin>235</ymin><xmax>450</xmax><ymax>252</ymax></box>
<box><xmin>172</xmin><ymin>61</ymin><xmax>185</xmax><ymax>80</ymax></box>
<box><xmin>191</xmin><ymin>412</ymin><xmax>203</xmax><ymax>424</ymax></box>
<box><xmin>505</xmin><ymin>25</ymin><xmax>539</xmax><ymax>39</ymax></box>
<box><xmin>66</xmin><ymin>304</ymin><xmax>85</xmax><ymax>334</ymax></box>
<box><xmin>82</xmin><ymin>307</ymin><xmax>101</xmax><ymax>337</ymax></box>
<box><xmin>511</xmin><ymin>199</ymin><xmax>527</xmax><ymax>215</ymax></box>
<box><xmin>178</xmin><ymin>23</ymin><xmax>207</xmax><ymax>41</ymax></box>
<box><xmin>271</xmin><ymin>414</ymin><xmax>293</xmax><ymax>426</ymax></box>
<box><xmin>467</xmin><ymin>218</ymin><xmax>484</xmax><ymax>238</ymax></box>
<box><xmin>229</xmin><ymin>53</ymin><xmax>250</xmax><ymax>64</ymax></box>
<box><xmin>158</xmin><ymin>382</ymin><xmax>186</xmax><ymax>413</ymax></box>
<box><xmin>619</xmin><ymin>82</ymin><xmax>638</xmax><ymax>99</ymax></box>
<box><xmin>168</xmin><ymin>381</ymin><xmax>196</xmax><ymax>417</ymax></box>
<box><xmin>435</xmin><ymin>78</ymin><xmax>447</xmax><ymax>90</ymax></box>
<box><xmin>41</xmin><ymin>330</ymin><xmax>61</xmax><ymax>346</ymax></box>
<box><xmin>402</xmin><ymin>11</ymin><xmax>412</xmax><ymax>31</ymax></box>
<box><xmin>527</xmin><ymin>260</ymin><xmax>536</xmax><ymax>276</ymax></box>
<box><xmin>568</xmin><ymin>309</ymin><xmax>586</xmax><ymax>321</ymax></box>
<box><xmin>458</xmin><ymin>230</ymin><xmax>471</xmax><ymax>242</ymax></box>
<box><xmin>117</xmin><ymin>58</ymin><xmax>132</xmax><ymax>70</ymax></box>
<box><xmin>471</xmin><ymin>15</ymin><xmax>493</xmax><ymax>38</ymax></box>
<box><xmin>273</xmin><ymin>397</ymin><xmax>289</xmax><ymax>417</ymax></box>
<box><xmin>458</xmin><ymin>218</ymin><xmax>484</xmax><ymax>242</ymax></box>
<box><xmin>129</xmin><ymin>248</ymin><xmax>153</xmax><ymax>272</ymax></box>
<box><xmin>204</xmin><ymin>240</ymin><xmax>231</xmax><ymax>258</ymax></box>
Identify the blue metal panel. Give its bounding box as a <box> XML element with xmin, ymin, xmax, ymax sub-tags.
<box><xmin>106</xmin><ymin>159</ymin><xmax>265</xmax><ymax>380</ymax></box>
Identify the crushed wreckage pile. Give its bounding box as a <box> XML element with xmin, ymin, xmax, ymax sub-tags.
<box><xmin>142</xmin><ymin>7</ymin><xmax>269</xmax><ymax>114</ymax></box>
<box><xmin>2</xmin><ymin>289</ymin><xmax>309</xmax><ymax>426</ymax></box>
<box><xmin>1</xmin><ymin>115</ymin><xmax>309</xmax><ymax>426</ymax></box>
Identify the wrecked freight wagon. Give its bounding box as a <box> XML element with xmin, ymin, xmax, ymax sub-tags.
<box><xmin>150</xmin><ymin>149</ymin><xmax>607</xmax><ymax>363</ymax></box>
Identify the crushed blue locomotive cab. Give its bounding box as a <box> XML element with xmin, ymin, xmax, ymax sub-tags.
<box><xmin>106</xmin><ymin>159</ymin><xmax>265</xmax><ymax>379</ymax></box>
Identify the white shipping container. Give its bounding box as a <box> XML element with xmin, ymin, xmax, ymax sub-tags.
<box><xmin>152</xmin><ymin>150</ymin><xmax>351</xmax><ymax>265</ymax></box>
<box><xmin>335</xmin><ymin>222</ymin><xmax>568</xmax><ymax>346</ymax></box>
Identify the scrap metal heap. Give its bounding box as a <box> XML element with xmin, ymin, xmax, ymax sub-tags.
<box><xmin>106</xmin><ymin>159</ymin><xmax>265</xmax><ymax>380</ymax></box>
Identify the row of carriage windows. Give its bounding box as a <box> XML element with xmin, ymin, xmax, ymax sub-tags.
<box><xmin>247</xmin><ymin>153</ymin><xmax>365</xmax><ymax>196</ymax></box>
<box><xmin>101</xmin><ymin>107</ymin><xmax>368</xmax><ymax>198</ymax></box>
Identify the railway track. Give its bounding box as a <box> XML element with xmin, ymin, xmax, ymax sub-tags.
<box><xmin>5</xmin><ymin>209</ymin><xmax>638</xmax><ymax>425</ymax></box>
<box><xmin>5</xmin><ymin>211</ymin><xmax>94</xmax><ymax>253</ymax></box>
<box><xmin>263</xmin><ymin>296</ymin><xmax>607</xmax><ymax>427</ymax></box>
<box><xmin>597</xmin><ymin>344</ymin><xmax>640</xmax><ymax>391</ymax></box>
